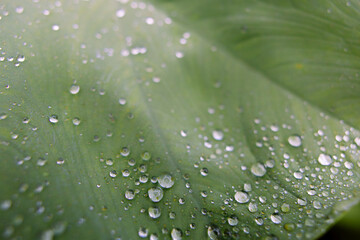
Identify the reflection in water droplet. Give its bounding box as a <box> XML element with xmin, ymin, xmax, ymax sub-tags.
<box><xmin>251</xmin><ymin>163</ymin><xmax>266</xmax><ymax>177</ymax></box>
<box><xmin>318</xmin><ymin>153</ymin><xmax>332</xmax><ymax>166</ymax></box>
<box><xmin>158</xmin><ymin>174</ymin><xmax>175</xmax><ymax>188</ymax></box>
<box><xmin>234</xmin><ymin>191</ymin><xmax>249</xmax><ymax>203</ymax></box>
<box><xmin>148</xmin><ymin>187</ymin><xmax>163</xmax><ymax>202</ymax></box>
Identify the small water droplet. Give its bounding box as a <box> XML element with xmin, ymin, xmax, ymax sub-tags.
<box><xmin>158</xmin><ymin>174</ymin><xmax>175</xmax><ymax>188</ymax></box>
<box><xmin>0</xmin><ymin>113</ymin><xmax>8</xmax><ymax>120</ymax></box>
<box><xmin>212</xmin><ymin>130</ymin><xmax>224</xmax><ymax>141</ymax></box>
<box><xmin>180</xmin><ymin>130</ymin><xmax>187</xmax><ymax>137</ymax></box>
<box><xmin>234</xmin><ymin>191</ymin><xmax>249</xmax><ymax>203</ymax></box>
<box><xmin>148</xmin><ymin>187</ymin><xmax>163</xmax><ymax>202</ymax></box>
<box><xmin>141</xmin><ymin>151</ymin><xmax>151</xmax><ymax>161</ymax></box>
<box><xmin>119</xmin><ymin>98</ymin><xmax>127</xmax><ymax>105</ymax></box>
<box><xmin>171</xmin><ymin>228</ymin><xmax>182</xmax><ymax>240</ymax></box>
<box><xmin>318</xmin><ymin>153</ymin><xmax>332</xmax><ymax>166</ymax></box>
<box><xmin>120</xmin><ymin>147</ymin><xmax>130</xmax><ymax>157</ymax></box>
<box><xmin>227</xmin><ymin>216</ymin><xmax>239</xmax><ymax>226</ymax></box>
<box><xmin>281</xmin><ymin>203</ymin><xmax>290</xmax><ymax>213</ymax></box>
<box><xmin>200</xmin><ymin>168</ymin><xmax>208</xmax><ymax>176</ymax></box>
<box><xmin>288</xmin><ymin>135</ymin><xmax>302</xmax><ymax>147</ymax></box>
<box><xmin>251</xmin><ymin>163</ymin><xmax>266</xmax><ymax>177</ymax></box>
<box><xmin>148</xmin><ymin>207</ymin><xmax>161</xmax><ymax>219</ymax></box>
<box><xmin>138</xmin><ymin>227</ymin><xmax>148</xmax><ymax>238</ymax></box>
<box><xmin>125</xmin><ymin>190</ymin><xmax>135</xmax><ymax>200</ymax></box>
<box><xmin>72</xmin><ymin>117</ymin><xmax>81</xmax><ymax>126</ymax></box>
<box><xmin>52</xmin><ymin>25</ymin><xmax>60</xmax><ymax>31</ymax></box>
<box><xmin>1</xmin><ymin>200</ymin><xmax>12</xmax><ymax>210</ymax></box>
<box><xmin>248</xmin><ymin>202</ymin><xmax>258</xmax><ymax>212</ymax></box>
<box><xmin>109</xmin><ymin>170</ymin><xmax>117</xmax><ymax>178</ymax></box>
<box><xmin>116</xmin><ymin>9</ymin><xmax>126</xmax><ymax>18</ymax></box>
<box><xmin>69</xmin><ymin>84</ymin><xmax>80</xmax><ymax>95</ymax></box>
<box><xmin>270</xmin><ymin>214</ymin><xmax>282</xmax><ymax>224</ymax></box>
<box><xmin>49</xmin><ymin>115</ymin><xmax>58</xmax><ymax>123</ymax></box>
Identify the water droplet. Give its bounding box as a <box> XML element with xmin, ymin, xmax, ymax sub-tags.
<box><xmin>212</xmin><ymin>130</ymin><xmax>224</xmax><ymax>141</ymax></box>
<box><xmin>120</xmin><ymin>147</ymin><xmax>130</xmax><ymax>157</ymax></box>
<box><xmin>234</xmin><ymin>191</ymin><xmax>249</xmax><ymax>203</ymax></box>
<box><xmin>288</xmin><ymin>135</ymin><xmax>302</xmax><ymax>147</ymax></box>
<box><xmin>313</xmin><ymin>200</ymin><xmax>322</xmax><ymax>209</ymax></box>
<box><xmin>284</xmin><ymin>223</ymin><xmax>296</xmax><ymax>231</ymax></box>
<box><xmin>69</xmin><ymin>84</ymin><xmax>80</xmax><ymax>95</ymax></box>
<box><xmin>125</xmin><ymin>190</ymin><xmax>135</xmax><ymax>200</ymax></box>
<box><xmin>251</xmin><ymin>163</ymin><xmax>266</xmax><ymax>177</ymax></box>
<box><xmin>248</xmin><ymin>202</ymin><xmax>258</xmax><ymax>212</ymax></box>
<box><xmin>49</xmin><ymin>115</ymin><xmax>58</xmax><ymax>123</ymax></box>
<box><xmin>17</xmin><ymin>55</ymin><xmax>25</xmax><ymax>62</ymax></box>
<box><xmin>138</xmin><ymin>227</ymin><xmax>148</xmax><ymax>238</ymax></box>
<box><xmin>180</xmin><ymin>130</ymin><xmax>187</xmax><ymax>137</ymax></box>
<box><xmin>119</xmin><ymin>98</ymin><xmax>127</xmax><ymax>105</ymax></box>
<box><xmin>116</xmin><ymin>9</ymin><xmax>126</xmax><ymax>18</ymax></box>
<box><xmin>56</xmin><ymin>158</ymin><xmax>65</xmax><ymax>165</ymax></box>
<box><xmin>146</xmin><ymin>17</ymin><xmax>155</xmax><ymax>25</ymax></box>
<box><xmin>175</xmin><ymin>51</ymin><xmax>184</xmax><ymax>58</ymax></box>
<box><xmin>255</xmin><ymin>217</ymin><xmax>264</xmax><ymax>225</ymax></box>
<box><xmin>293</xmin><ymin>171</ymin><xmax>303</xmax><ymax>179</ymax></box>
<box><xmin>0</xmin><ymin>113</ymin><xmax>8</xmax><ymax>120</ymax></box>
<box><xmin>318</xmin><ymin>153</ymin><xmax>332</xmax><ymax>166</ymax></box>
<box><xmin>141</xmin><ymin>151</ymin><xmax>151</xmax><ymax>161</ymax></box>
<box><xmin>109</xmin><ymin>170</ymin><xmax>117</xmax><ymax>178</ymax></box>
<box><xmin>171</xmin><ymin>228</ymin><xmax>182</xmax><ymax>240</ymax></box>
<box><xmin>207</xmin><ymin>226</ymin><xmax>220</xmax><ymax>240</ymax></box>
<box><xmin>1</xmin><ymin>200</ymin><xmax>12</xmax><ymax>210</ymax></box>
<box><xmin>150</xmin><ymin>234</ymin><xmax>159</xmax><ymax>240</ymax></box>
<box><xmin>52</xmin><ymin>25</ymin><xmax>60</xmax><ymax>31</ymax></box>
<box><xmin>148</xmin><ymin>207</ymin><xmax>161</xmax><ymax>219</ymax></box>
<box><xmin>148</xmin><ymin>187</ymin><xmax>163</xmax><ymax>202</ymax></box>
<box><xmin>281</xmin><ymin>203</ymin><xmax>290</xmax><ymax>213</ymax></box>
<box><xmin>72</xmin><ymin>117</ymin><xmax>81</xmax><ymax>126</ymax></box>
<box><xmin>158</xmin><ymin>174</ymin><xmax>175</xmax><ymax>188</ymax></box>
<box><xmin>270</xmin><ymin>214</ymin><xmax>282</xmax><ymax>224</ymax></box>
<box><xmin>200</xmin><ymin>168</ymin><xmax>208</xmax><ymax>176</ymax></box>
<box><xmin>227</xmin><ymin>216</ymin><xmax>239</xmax><ymax>226</ymax></box>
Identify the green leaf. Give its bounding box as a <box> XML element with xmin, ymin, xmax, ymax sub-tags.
<box><xmin>1</xmin><ymin>0</ymin><xmax>360</xmax><ymax>239</ymax></box>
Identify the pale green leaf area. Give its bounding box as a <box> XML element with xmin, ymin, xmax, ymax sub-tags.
<box><xmin>0</xmin><ymin>0</ymin><xmax>360</xmax><ymax>240</ymax></box>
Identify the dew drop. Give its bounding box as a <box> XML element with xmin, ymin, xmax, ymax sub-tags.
<box><xmin>318</xmin><ymin>153</ymin><xmax>332</xmax><ymax>166</ymax></box>
<box><xmin>138</xmin><ymin>227</ymin><xmax>148</xmax><ymax>238</ymax></box>
<box><xmin>227</xmin><ymin>216</ymin><xmax>239</xmax><ymax>226</ymax></box>
<box><xmin>180</xmin><ymin>130</ymin><xmax>187</xmax><ymax>137</ymax></box>
<box><xmin>148</xmin><ymin>207</ymin><xmax>161</xmax><ymax>219</ymax></box>
<box><xmin>52</xmin><ymin>25</ymin><xmax>60</xmax><ymax>31</ymax></box>
<box><xmin>158</xmin><ymin>174</ymin><xmax>175</xmax><ymax>188</ymax></box>
<box><xmin>207</xmin><ymin>226</ymin><xmax>220</xmax><ymax>240</ymax></box>
<box><xmin>148</xmin><ymin>187</ymin><xmax>163</xmax><ymax>202</ymax></box>
<box><xmin>270</xmin><ymin>214</ymin><xmax>282</xmax><ymax>224</ymax></box>
<box><xmin>141</xmin><ymin>151</ymin><xmax>151</xmax><ymax>161</ymax></box>
<box><xmin>251</xmin><ymin>163</ymin><xmax>266</xmax><ymax>177</ymax></box>
<box><xmin>125</xmin><ymin>190</ymin><xmax>135</xmax><ymax>200</ymax></box>
<box><xmin>109</xmin><ymin>170</ymin><xmax>117</xmax><ymax>178</ymax></box>
<box><xmin>200</xmin><ymin>168</ymin><xmax>208</xmax><ymax>176</ymax></box>
<box><xmin>281</xmin><ymin>203</ymin><xmax>290</xmax><ymax>213</ymax></box>
<box><xmin>116</xmin><ymin>9</ymin><xmax>126</xmax><ymax>18</ymax></box>
<box><xmin>119</xmin><ymin>98</ymin><xmax>127</xmax><ymax>105</ymax></box>
<box><xmin>288</xmin><ymin>135</ymin><xmax>302</xmax><ymax>147</ymax></box>
<box><xmin>72</xmin><ymin>117</ymin><xmax>81</xmax><ymax>126</ymax></box>
<box><xmin>234</xmin><ymin>191</ymin><xmax>249</xmax><ymax>204</ymax></box>
<box><xmin>0</xmin><ymin>113</ymin><xmax>8</xmax><ymax>120</ymax></box>
<box><xmin>212</xmin><ymin>130</ymin><xmax>224</xmax><ymax>141</ymax></box>
<box><xmin>120</xmin><ymin>147</ymin><xmax>130</xmax><ymax>157</ymax></box>
<box><xmin>171</xmin><ymin>228</ymin><xmax>182</xmax><ymax>240</ymax></box>
<box><xmin>49</xmin><ymin>115</ymin><xmax>58</xmax><ymax>123</ymax></box>
<box><xmin>1</xmin><ymin>200</ymin><xmax>12</xmax><ymax>210</ymax></box>
<box><xmin>248</xmin><ymin>202</ymin><xmax>258</xmax><ymax>212</ymax></box>
<box><xmin>69</xmin><ymin>84</ymin><xmax>80</xmax><ymax>95</ymax></box>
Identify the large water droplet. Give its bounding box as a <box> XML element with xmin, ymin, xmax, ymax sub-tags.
<box><xmin>158</xmin><ymin>174</ymin><xmax>175</xmax><ymax>188</ymax></box>
<box><xmin>234</xmin><ymin>191</ymin><xmax>249</xmax><ymax>203</ymax></box>
<box><xmin>251</xmin><ymin>163</ymin><xmax>266</xmax><ymax>177</ymax></box>
<box><xmin>125</xmin><ymin>190</ymin><xmax>135</xmax><ymax>200</ymax></box>
<box><xmin>318</xmin><ymin>153</ymin><xmax>332</xmax><ymax>166</ymax></box>
<box><xmin>227</xmin><ymin>216</ymin><xmax>238</xmax><ymax>226</ymax></box>
<box><xmin>148</xmin><ymin>187</ymin><xmax>163</xmax><ymax>202</ymax></box>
